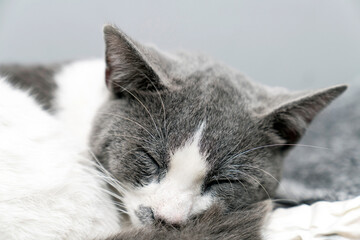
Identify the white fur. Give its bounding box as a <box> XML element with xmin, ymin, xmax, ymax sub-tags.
<box><xmin>0</xmin><ymin>70</ymin><xmax>120</xmax><ymax>239</ymax></box>
<box><xmin>54</xmin><ymin>59</ymin><xmax>109</xmax><ymax>147</ymax></box>
<box><xmin>124</xmin><ymin>122</ymin><xmax>213</xmax><ymax>226</ymax></box>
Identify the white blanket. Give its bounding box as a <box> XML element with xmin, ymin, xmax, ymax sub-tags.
<box><xmin>264</xmin><ymin>197</ymin><xmax>360</xmax><ymax>240</ymax></box>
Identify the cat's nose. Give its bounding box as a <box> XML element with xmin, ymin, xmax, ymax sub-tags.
<box><xmin>136</xmin><ymin>205</ymin><xmax>185</xmax><ymax>227</ymax></box>
<box><xmin>135</xmin><ymin>205</ymin><xmax>155</xmax><ymax>225</ymax></box>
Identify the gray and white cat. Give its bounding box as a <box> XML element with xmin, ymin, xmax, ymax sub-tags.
<box><xmin>0</xmin><ymin>25</ymin><xmax>357</xmax><ymax>239</ymax></box>
<box><xmin>91</xmin><ymin>25</ymin><xmax>347</xmax><ymax>226</ymax></box>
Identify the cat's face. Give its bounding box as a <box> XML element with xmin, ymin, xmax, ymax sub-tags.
<box><xmin>92</xmin><ymin>75</ymin><xmax>281</xmax><ymax>226</ymax></box>
<box><xmin>90</xmin><ymin>25</ymin><xmax>346</xmax><ymax>227</ymax></box>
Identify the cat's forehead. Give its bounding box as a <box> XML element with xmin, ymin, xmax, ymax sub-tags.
<box><xmin>123</xmin><ymin>89</ymin><xmax>265</xmax><ymax>167</ymax></box>
<box><xmin>116</xmin><ymin>58</ymin><xmax>263</xmax><ymax>154</ymax></box>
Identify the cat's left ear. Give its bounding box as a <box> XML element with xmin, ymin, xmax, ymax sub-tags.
<box><xmin>103</xmin><ymin>25</ymin><xmax>168</xmax><ymax>95</ymax></box>
<box><xmin>261</xmin><ymin>85</ymin><xmax>347</xmax><ymax>149</ymax></box>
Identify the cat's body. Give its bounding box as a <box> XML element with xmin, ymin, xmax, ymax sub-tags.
<box><xmin>0</xmin><ymin>25</ymin><xmax>358</xmax><ymax>239</ymax></box>
<box><xmin>0</xmin><ymin>67</ymin><xmax>120</xmax><ymax>239</ymax></box>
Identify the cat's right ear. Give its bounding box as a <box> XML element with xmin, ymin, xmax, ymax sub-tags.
<box><xmin>261</xmin><ymin>85</ymin><xmax>347</xmax><ymax>150</ymax></box>
<box><xmin>103</xmin><ymin>25</ymin><xmax>167</xmax><ymax>95</ymax></box>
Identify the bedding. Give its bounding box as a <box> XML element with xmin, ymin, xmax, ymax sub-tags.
<box><xmin>265</xmin><ymin>196</ymin><xmax>360</xmax><ymax>240</ymax></box>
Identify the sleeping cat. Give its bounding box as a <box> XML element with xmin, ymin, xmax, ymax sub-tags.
<box><xmin>0</xmin><ymin>25</ymin><xmax>353</xmax><ymax>239</ymax></box>
<box><xmin>90</xmin><ymin>25</ymin><xmax>347</xmax><ymax>227</ymax></box>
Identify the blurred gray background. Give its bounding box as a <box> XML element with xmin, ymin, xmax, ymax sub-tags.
<box><xmin>0</xmin><ymin>0</ymin><xmax>359</xmax><ymax>89</ymax></box>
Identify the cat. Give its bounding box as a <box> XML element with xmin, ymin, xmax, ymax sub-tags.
<box><xmin>90</xmin><ymin>25</ymin><xmax>347</xmax><ymax>227</ymax></box>
<box><xmin>0</xmin><ymin>25</ymin><xmax>352</xmax><ymax>239</ymax></box>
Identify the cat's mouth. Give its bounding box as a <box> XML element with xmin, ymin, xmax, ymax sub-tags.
<box><xmin>122</xmin><ymin>180</ymin><xmax>214</xmax><ymax>227</ymax></box>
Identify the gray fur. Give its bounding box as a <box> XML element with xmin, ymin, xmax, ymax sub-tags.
<box><xmin>135</xmin><ymin>206</ymin><xmax>154</xmax><ymax>225</ymax></box>
<box><xmin>105</xmin><ymin>201</ymin><xmax>271</xmax><ymax>240</ymax></box>
<box><xmin>0</xmin><ymin>64</ymin><xmax>60</xmax><ymax>111</ymax></box>
<box><xmin>90</xmin><ymin>25</ymin><xmax>347</xmax><ymax>225</ymax></box>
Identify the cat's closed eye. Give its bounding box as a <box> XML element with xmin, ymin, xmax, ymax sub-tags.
<box><xmin>204</xmin><ymin>178</ymin><xmax>244</xmax><ymax>192</ymax></box>
<box><xmin>141</xmin><ymin>147</ymin><xmax>162</xmax><ymax>169</ymax></box>
<box><xmin>137</xmin><ymin>147</ymin><xmax>164</xmax><ymax>179</ymax></box>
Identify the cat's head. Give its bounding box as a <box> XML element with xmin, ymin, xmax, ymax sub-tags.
<box><xmin>90</xmin><ymin>25</ymin><xmax>347</xmax><ymax>227</ymax></box>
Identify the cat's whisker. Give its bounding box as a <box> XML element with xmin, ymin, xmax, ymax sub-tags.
<box><xmin>91</xmin><ymin>171</ymin><xmax>127</xmax><ymax>194</ymax></box>
<box><xmin>244</xmin><ymin>143</ymin><xmax>329</xmax><ymax>154</ymax></box>
<box><xmin>58</xmin><ymin>160</ymin><xmax>129</xmax><ymax>213</ymax></box>
<box><xmin>113</xmin><ymin>206</ymin><xmax>129</xmax><ymax>215</ymax></box>
<box><xmin>223</xmin><ymin>175</ymin><xmax>235</xmax><ymax>195</ymax></box>
<box><xmin>91</xmin><ymin>132</ymin><xmax>154</xmax><ymax>147</ymax></box>
<box><xmin>83</xmin><ymin>156</ymin><xmax>122</xmax><ymax>187</ymax></box>
<box><xmin>86</xmin><ymin>169</ymin><xmax>128</xmax><ymax>200</ymax></box>
<box><xmin>82</xmin><ymin>166</ymin><xmax>128</xmax><ymax>196</ymax></box>
<box><xmin>237</xmin><ymin>171</ymin><xmax>271</xmax><ymax>200</ymax></box>
<box><xmin>235</xmin><ymin>179</ymin><xmax>249</xmax><ymax>195</ymax></box>
<box><xmin>121</xmin><ymin>147</ymin><xmax>144</xmax><ymax>159</ymax></box>
<box><xmin>96</xmin><ymin>171</ymin><xmax>129</xmax><ymax>195</ymax></box>
<box><xmin>113</xmin><ymin>208</ymin><xmax>128</xmax><ymax>215</ymax></box>
<box><xmin>92</xmin><ymin>132</ymin><xmax>143</xmax><ymax>142</ymax></box>
<box><xmin>87</xmin><ymin>149</ymin><xmax>130</xmax><ymax>194</ymax></box>
<box><xmin>232</xmin><ymin>165</ymin><xmax>280</xmax><ymax>184</ymax></box>
<box><xmin>120</xmin><ymin>145</ymin><xmax>158</xmax><ymax>162</ymax></box>
<box><xmin>221</xmin><ymin>141</ymin><xmax>251</xmax><ymax>167</ymax></box>
<box><xmin>89</xmin><ymin>192</ymin><xmax>127</xmax><ymax>211</ymax></box>
<box><xmin>98</xmin><ymin>111</ymin><xmax>156</xmax><ymax>140</ymax></box>
<box><xmin>228</xmin><ymin>165</ymin><xmax>295</xmax><ymax>202</ymax></box>
<box><xmin>99</xmin><ymin>188</ymin><xmax>125</xmax><ymax>203</ymax></box>
<box><xmin>224</xmin><ymin>143</ymin><xmax>330</xmax><ymax>164</ymax></box>
<box><xmin>109</xmin><ymin>80</ymin><xmax>163</xmax><ymax>140</ymax></box>
<box><xmin>101</xmin><ymin>200</ymin><xmax>128</xmax><ymax>215</ymax></box>
<box><xmin>137</xmin><ymin>70</ymin><xmax>167</xmax><ymax>134</ymax></box>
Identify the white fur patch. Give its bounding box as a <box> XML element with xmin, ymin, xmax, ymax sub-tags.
<box><xmin>0</xmin><ymin>73</ymin><xmax>120</xmax><ymax>239</ymax></box>
<box><xmin>54</xmin><ymin>59</ymin><xmax>109</xmax><ymax>147</ymax></box>
<box><xmin>124</xmin><ymin>122</ymin><xmax>213</xmax><ymax>226</ymax></box>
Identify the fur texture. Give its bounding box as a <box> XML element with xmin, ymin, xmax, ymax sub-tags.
<box><xmin>0</xmin><ymin>64</ymin><xmax>59</xmax><ymax>111</ymax></box>
<box><xmin>0</xmin><ymin>75</ymin><xmax>120</xmax><ymax>239</ymax></box>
